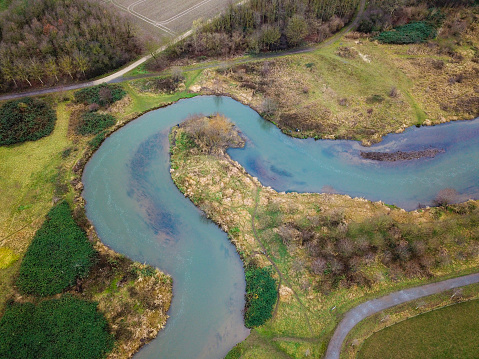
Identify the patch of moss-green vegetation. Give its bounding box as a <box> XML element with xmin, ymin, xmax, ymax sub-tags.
<box><xmin>16</xmin><ymin>202</ymin><xmax>95</xmax><ymax>296</ymax></box>
<box><xmin>0</xmin><ymin>0</ymin><xmax>10</xmax><ymax>11</ymax></box>
<box><xmin>358</xmin><ymin>299</ymin><xmax>479</xmax><ymax>359</ymax></box>
<box><xmin>0</xmin><ymin>97</ymin><xmax>56</xmax><ymax>146</ymax></box>
<box><xmin>77</xmin><ymin>112</ymin><xmax>116</xmax><ymax>136</ymax></box>
<box><xmin>0</xmin><ymin>295</ymin><xmax>113</xmax><ymax>359</ymax></box>
<box><xmin>375</xmin><ymin>22</ymin><xmax>437</xmax><ymax>44</ymax></box>
<box><xmin>244</xmin><ymin>264</ymin><xmax>277</xmax><ymax>328</ymax></box>
<box><xmin>74</xmin><ymin>84</ymin><xmax>126</xmax><ymax>107</ymax></box>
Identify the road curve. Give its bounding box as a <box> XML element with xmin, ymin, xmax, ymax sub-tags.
<box><xmin>0</xmin><ymin>29</ymin><xmax>191</xmax><ymax>102</ymax></box>
<box><xmin>325</xmin><ymin>272</ymin><xmax>479</xmax><ymax>359</ymax></box>
<box><xmin>0</xmin><ymin>0</ymin><xmax>366</xmax><ymax>102</ymax></box>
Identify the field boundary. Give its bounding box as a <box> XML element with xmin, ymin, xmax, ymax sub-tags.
<box><xmin>325</xmin><ymin>272</ymin><xmax>479</xmax><ymax>359</ymax></box>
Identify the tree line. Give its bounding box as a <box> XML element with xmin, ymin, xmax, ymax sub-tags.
<box><xmin>0</xmin><ymin>0</ymin><xmax>143</xmax><ymax>92</ymax></box>
<box><xmin>158</xmin><ymin>0</ymin><xmax>359</xmax><ymax>64</ymax></box>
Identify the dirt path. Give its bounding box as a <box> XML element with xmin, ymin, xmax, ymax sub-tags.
<box><xmin>325</xmin><ymin>272</ymin><xmax>479</xmax><ymax>359</ymax></box>
<box><xmin>250</xmin><ymin>187</ymin><xmax>314</xmax><ymax>335</ymax></box>
<box><xmin>0</xmin><ymin>0</ymin><xmax>366</xmax><ymax>101</ymax></box>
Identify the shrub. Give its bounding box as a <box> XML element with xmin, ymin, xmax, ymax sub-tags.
<box><xmin>77</xmin><ymin>112</ymin><xmax>116</xmax><ymax>136</ymax></box>
<box><xmin>16</xmin><ymin>202</ymin><xmax>95</xmax><ymax>296</ymax></box>
<box><xmin>374</xmin><ymin>22</ymin><xmax>437</xmax><ymax>44</ymax></box>
<box><xmin>244</xmin><ymin>265</ymin><xmax>277</xmax><ymax>328</ymax></box>
<box><xmin>74</xmin><ymin>84</ymin><xmax>126</xmax><ymax>107</ymax></box>
<box><xmin>88</xmin><ymin>131</ymin><xmax>107</xmax><ymax>150</ymax></box>
<box><xmin>0</xmin><ymin>296</ymin><xmax>113</xmax><ymax>359</ymax></box>
<box><xmin>0</xmin><ymin>97</ymin><xmax>56</xmax><ymax>145</ymax></box>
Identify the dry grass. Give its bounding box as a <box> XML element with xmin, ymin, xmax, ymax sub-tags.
<box><xmin>170</xmin><ymin>118</ymin><xmax>479</xmax><ymax>358</ymax></box>
<box><xmin>191</xmin><ymin>7</ymin><xmax>478</xmax><ymax>145</ymax></box>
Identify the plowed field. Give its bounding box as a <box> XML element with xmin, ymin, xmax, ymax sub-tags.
<box><xmin>101</xmin><ymin>0</ymin><xmax>232</xmax><ymax>41</ymax></box>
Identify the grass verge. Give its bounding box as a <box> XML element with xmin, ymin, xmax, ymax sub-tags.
<box><xmin>357</xmin><ymin>298</ymin><xmax>479</xmax><ymax>359</ymax></box>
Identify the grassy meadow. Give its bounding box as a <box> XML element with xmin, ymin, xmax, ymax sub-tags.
<box><xmin>342</xmin><ymin>282</ymin><xmax>479</xmax><ymax>358</ymax></box>
<box><xmin>358</xmin><ymin>298</ymin><xmax>479</xmax><ymax>359</ymax></box>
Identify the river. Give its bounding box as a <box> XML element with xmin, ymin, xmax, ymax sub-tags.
<box><xmin>83</xmin><ymin>96</ymin><xmax>479</xmax><ymax>358</ymax></box>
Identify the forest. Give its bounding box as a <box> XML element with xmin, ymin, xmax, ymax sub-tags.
<box><xmin>159</xmin><ymin>0</ymin><xmax>360</xmax><ymax>62</ymax></box>
<box><xmin>0</xmin><ymin>0</ymin><xmax>142</xmax><ymax>92</ymax></box>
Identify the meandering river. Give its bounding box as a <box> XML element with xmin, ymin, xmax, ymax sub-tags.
<box><xmin>83</xmin><ymin>96</ymin><xmax>479</xmax><ymax>358</ymax></box>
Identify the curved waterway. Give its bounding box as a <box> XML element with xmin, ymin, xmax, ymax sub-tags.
<box><xmin>83</xmin><ymin>96</ymin><xmax>479</xmax><ymax>358</ymax></box>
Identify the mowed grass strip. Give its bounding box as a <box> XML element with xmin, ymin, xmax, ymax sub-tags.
<box><xmin>358</xmin><ymin>299</ymin><xmax>479</xmax><ymax>359</ymax></box>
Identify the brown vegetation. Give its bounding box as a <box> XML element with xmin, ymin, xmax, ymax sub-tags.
<box><xmin>0</xmin><ymin>0</ymin><xmax>142</xmax><ymax>92</ymax></box>
<box><xmin>170</xmin><ymin>115</ymin><xmax>479</xmax><ymax>357</ymax></box>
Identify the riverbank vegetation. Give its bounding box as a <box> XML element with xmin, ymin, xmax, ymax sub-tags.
<box><xmin>16</xmin><ymin>201</ymin><xmax>95</xmax><ymax>296</ymax></box>
<box><xmin>0</xmin><ymin>84</ymin><xmax>188</xmax><ymax>357</ymax></box>
<box><xmin>190</xmin><ymin>5</ymin><xmax>478</xmax><ymax>143</ymax></box>
<box><xmin>244</xmin><ymin>264</ymin><xmax>278</xmax><ymax>328</ymax></box>
<box><xmin>170</xmin><ymin>115</ymin><xmax>479</xmax><ymax>358</ymax></box>
<box><xmin>358</xmin><ymin>298</ymin><xmax>479</xmax><ymax>359</ymax></box>
<box><xmin>0</xmin><ymin>0</ymin><xmax>143</xmax><ymax>92</ymax></box>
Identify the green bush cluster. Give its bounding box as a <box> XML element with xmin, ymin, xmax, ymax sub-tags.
<box><xmin>77</xmin><ymin>112</ymin><xmax>116</xmax><ymax>136</ymax></box>
<box><xmin>0</xmin><ymin>97</ymin><xmax>56</xmax><ymax>145</ymax></box>
<box><xmin>244</xmin><ymin>265</ymin><xmax>277</xmax><ymax>328</ymax></box>
<box><xmin>74</xmin><ymin>84</ymin><xmax>126</xmax><ymax>107</ymax></box>
<box><xmin>0</xmin><ymin>296</ymin><xmax>114</xmax><ymax>359</ymax></box>
<box><xmin>16</xmin><ymin>202</ymin><xmax>95</xmax><ymax>296</ymax></box>
<box><xmin>374</xmin><ymin>22</ymin><xmax>437</xmax><ymax>44</ymax></box>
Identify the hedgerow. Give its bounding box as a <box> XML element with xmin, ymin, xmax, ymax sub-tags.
<box><xmin>0</xmin><ymin>97</ymin><xmax>56</xmax><ymax>145</ymax></box>
<box><xmin>16</xmin><ymin>202</ymin><xmax>95</xmax><ymax>296</ymax></box>
<box><xmin>74</xmin><ymin>84</ymin><xmax>126</xmax><ymax>107</ymax></box>
<box><xmin>77</xmin><ymin>112</ymin><xmax>116</xmax><ymax>135</ymax></box>
<box><xmin>374</xmin><ymin>22</ymin><xmax>437</xmax><ymax>44</ymax></box>
<box><xmin>244</xmin><ymin>264</ymin><xmax>277</xmax><ymax>328</ymax></box>
<box><xmin>0</xmin><ymin>296</ymin><xmax>113</xmax><ymax>359</ymax></box>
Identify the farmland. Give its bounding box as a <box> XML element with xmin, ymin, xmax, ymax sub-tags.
<box><xmin>101</xmin><ymin>0</ymin><xmax>234</xmax><ymax>41</ymax></box>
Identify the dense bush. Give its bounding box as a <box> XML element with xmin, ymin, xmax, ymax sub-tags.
<box><xmin>374</xmin><ymin>22</ymin><xmax>437</xmax><ymax>44</ymax></box>
<box><xmin>77</xmin><ymin>112</ymin><xmax>116</xmax><ymax>136</ymax></box>
<box><xmin>74</xmin><ymin>84</ymin><xmax>126</xmax><ymax>107</ymax></box>
<box><xmin>244</xmin><ymin>265</ymin><xmax>277</xmax><ymax>328</ymax></box>
<box><xmin>0</xmin><ymin>97</ymin><xmax>56</xmax><ymax>145</ymax></box>
<box><xmin>16</xmin><ymin>202</ymin><xmax>95</xmax><ymax>296</ymax></box>
<box><xmin>0</xmin><ymin>296</ymin><xmax>113</xmax><ymax>359</ymax></box>
<box><xmin>0</xmin><ymin>0</ymin><xmax>142</xmax><ymax>91</ymax></box>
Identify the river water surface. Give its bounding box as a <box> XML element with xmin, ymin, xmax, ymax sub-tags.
<box><xmin>83</xmin><ymin>96</ymin><xmax>479</xmax><ymax>359</ymax></box>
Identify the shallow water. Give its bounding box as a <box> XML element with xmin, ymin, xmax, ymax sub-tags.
<box><xmin>83</xmin><ymin>96</ymin><xmax>479</xmax><ymax>359</ymax></box>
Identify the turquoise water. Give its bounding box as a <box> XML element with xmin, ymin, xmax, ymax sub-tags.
<box><xmin>83</xmin><ymin>96</ymin><xmax>479</xmax><ymax>359</ymax></box>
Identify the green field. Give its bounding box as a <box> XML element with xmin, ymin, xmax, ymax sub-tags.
<box><xmin>358</xmin><ymin>299</ymin><xmax>479</xmax><ymax>359</ymax></box>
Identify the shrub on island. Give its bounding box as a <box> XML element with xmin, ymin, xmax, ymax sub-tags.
<box><xmin>244</xmin><ymin>264</ymin><xmax>277</xmax><ymax>328</ymax></box>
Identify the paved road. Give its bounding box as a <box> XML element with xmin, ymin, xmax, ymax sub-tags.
<box><xmin>0</xmin><ymin>0</ymin><xmax>366</xmax><ymax>101</ymax></box>
<box><xmin>0</xmin><ymin>29</ymin><xmax>193</xmax><ymax>102</ymax></box>
<box><xmin>324</xmin><ymin>272</ymin><xmax>479</xmax><ymax>359</ymax></box>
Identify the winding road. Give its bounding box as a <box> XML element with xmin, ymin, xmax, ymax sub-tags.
<box><xmin>0</xmin><ymin>0</ymin><xmax>367</xmax><ymax>102</ymax></box>
<box><xmin>325</xmin><ymin>272</ymin><xmax>479</xmax><ymax>359</ymax></box>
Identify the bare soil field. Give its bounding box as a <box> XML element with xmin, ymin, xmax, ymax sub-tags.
<box><xmin>100</xmin><ymin>0</ymin><xmax>232</xmax><ymax>41</ymax></box>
